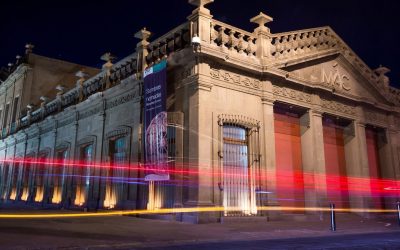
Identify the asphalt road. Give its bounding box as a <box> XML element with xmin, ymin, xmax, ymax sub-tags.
<box><xmin>134</xmin><ymin>232</ymin><xmax>400</xmax><ymax>250</ymax></box>
<box><xmin>0</xmin><ymin>210</ymin><xmax>399</xmax><ymax>249</ymax></box>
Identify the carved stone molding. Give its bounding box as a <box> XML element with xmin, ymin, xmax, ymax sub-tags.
<box><xmin>105</xmin><ymin>126</ymin><xmax>131</xmax><ymax>139</ymax></box>
<box><xmin>321</xmin><ymin>99</ymin><xmax>356</xmax><ymax>116</ymax></box>
<box><xmin>56</xmin><ymin>142</ymin><xmax>71</xmax><ymax>151</ymax></box>
<box><xmin>272</xmin><ymin>86</ymin><xmax>312</xmax><ymax>104</ymax></box>
<box><xmin>79</xmin><ymin>106</ymin><xmax>102</xmax><ymax>120</ymax></box>
<box><xmin>364</xmin><ymin>110</ymin><xmax>388</xmax><ymax>124</ymax></box>
<box><xmin>59</xmin><ymin>117</ymin><xmax>76</xmax><ymax>128</ymax></box>
<box><xmin>181</xmin><ymin>65</ymin><xmax>195</xmax><ymax>81</ymax></box>
<box><xmin>106</xmin><ymin>91</ymin><xmax>138</xmax><ymax>110</ymax></box>
<box><xmin>217</xmin><ymin>114</ymin><xmax>260</xmax><ymax>129</ymax></box>
<box><xmin>210</xmin><ymin>68</ymin><xmax>261</xmax><ymax>89</ymax></box>
<box><xmin>77</xmin><ymin>135</ymin><xmax>96</xmax><ymax>147</ymax></box>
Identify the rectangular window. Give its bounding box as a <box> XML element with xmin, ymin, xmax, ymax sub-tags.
<box><xmin>74</xmin><ymin>144</ymin><xmax>93</xmax><ymax>206</ymax></box>
<box><xmin>52</xmin><ymin>149</ymin><xmax>68</xmax><ymax>204</ymax></box>
<box><xmin>34</xmin><ymin>153</ymin><xmax>48</xmax><ymax>202</ymax></box>
<box><xmin>11</xmin><ymin>96</ymin><xmax>19</xmax><ymax>123</ymax></box>
<box><xmin>20</xmin><ymin>155</ymin><xmax>33</xmax><ymax>201</ymax></box>
<box><xmin>3</xmin><ymin>104</ymin><xmax>9</xmax><ymax>129</ymax></box>
<box><xmin>9</xmin><ymin>162</ymin><xmax>21</xmax><ymax>200</ymax></box>
<box><xmin>1</xmin><ymin>163</ymin><xmax>10</xmax><ymax>199</ymax></box>
<box><xmin>104</xmin><ymin>137</ymin><xmax>126</xmax><ymax>208</ymax></box>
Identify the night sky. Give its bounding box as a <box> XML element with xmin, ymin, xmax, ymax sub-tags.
<box><xmin>0</xmin><ymin>0</ymin><xmax>399</xmax><ymax>88</ymax></box>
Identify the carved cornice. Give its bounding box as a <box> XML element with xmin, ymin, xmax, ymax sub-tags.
<box><xmin>55</xmin><ymin>142</ymin><xmax>70</xmax><ymax>151</ymax></box>
<box><xmin>106</xmin><ymin>91</ymin><xmax>138</xmax><ymax>110</ymax></box>
<box><xmin>79</xmin><ymin>106</ymin><xmax>102</xmax><ymax>120</ymax></box>
<box><xmin>321</xmin><ymin>98</ymin><xmax>356</xmax><ymax>116</ymax></box>
<box><xmin>364</xmin><ymin>110</ymin><xmax>388</xmax><ymax>125</ymax></box>
<box><xmin>272</xmin><ymin>86</ymin><xmax>311</xmax><ymax>104</ymax></box>
<box><xmin>59</xmin><ymin>116</ymin><xmax>76</xmax><ymax>128</ymax></box>
<box><xmin>210</xmin><ymin>67</ymin><xmax>261</xmax><ymax>90</ymax></box>
<box><xmin>105</xmin><ymin>126</ymin><xmax>131</xmax><ymax>139</ymax></box>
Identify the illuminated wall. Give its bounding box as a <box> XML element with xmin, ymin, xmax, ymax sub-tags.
<box><xmin>365</xmin><ymin>127</ymin><xmax>384</xmax><ymax>209</ymax></box>
<box><xmin>323</xmin><ymin>117</ymin><xmax>349</xmax><ymax>208</ymax></box>
<box><xmin>274</xmin><ymin>107</ymin><xmax>305</xmax><ymax>211</ymax></box>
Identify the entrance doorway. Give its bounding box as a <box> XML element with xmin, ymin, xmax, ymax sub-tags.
<box><xmin>222</xmin><ymin>125</ymin><xmax>257</xmax><ymax>216</ymax></box>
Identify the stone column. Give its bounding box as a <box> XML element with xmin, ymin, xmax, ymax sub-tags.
<box><xmin>91</xmin><ymin>99</ymin><xmax>106</xmax><ymax>210</ymax></box>
<box><xmin>260</xmin><ymin>95</ymin><xmax>277</xmax><ymax>207</ymax></box>
<box><xmin>181</xmin><ymin>59</ymin><xmax>214</xmax><ymax>223</ymax></box>
<box><xmin>44</xmin><ymin>123</ymin><xmax>58</xmax><ymax>205</ymax></box>
<box><xmin>344</xmin><ymin>121</ymin><xmax>371</xmax><ymax>212</ymax></box>
<box><xmin>380</xmin><ymin>128</ymin><xmax>398</xmax><ymax>207</ymax></box>
<box><xmin>65</xmin><ymin>111</ymin><xmax>78</xmax><ymax>207</ymax></box>
<box><xmin>301</xmin><ymin>109</ymin><xmax>327</xmax><ymax>210</ymax></box>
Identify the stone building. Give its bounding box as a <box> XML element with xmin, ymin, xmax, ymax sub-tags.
<box><xmin>0</xmin><ymin>0</ymin><xmax>399</xmax><ymax>223</ymax></box>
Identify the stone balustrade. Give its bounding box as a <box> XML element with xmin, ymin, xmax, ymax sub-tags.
<box><xmin>270</xmin><ymin>27</ymin><xmax>337</xmax><ymax>60</ymax></box>
<box><xmin>146</xmin><ymin>22</ymin><xmax>191</xmax><ymax>66</ymax></box>
<box><xmin>11</xmin><ymin>53</ymin><xmax>140</xmax><ymax>135</ymax></box>
<box><xmin>389</xmin><ymin>87</ymin><xmax>400</xmax><ymax>105</ymax></box>
<box><xmin>210</xmin><ymin>19</ymin><xmax>257</xmax><ymax>56</ymax></box>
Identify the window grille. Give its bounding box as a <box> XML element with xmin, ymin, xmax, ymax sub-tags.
<box><xmin>74</xmin><ymin>144</ymin><xmax>93</xmax><ymax>206</ymax></box>
<box><xmin>52</xmin><ymin>150</ymin><xmax>68</xmax><ymax>204</ymax></box>
<box><xmin>9</xmin><ymin>161</ymin><xmax>21</xmax><ymax>200</ymax></box>
<box><xmin>218</xmin><ymin>115</ymin><xmax>260</xmax><ymax>217</ymax></box>
<box><xmin>104</xmin><ymin>137</ymin><xmax>126</xmax><ymax>209</ymax></box>
<box><xmin>34</xmin><ymin>152</ymin><xmax>48</xmax><ymax>202</ymax></box>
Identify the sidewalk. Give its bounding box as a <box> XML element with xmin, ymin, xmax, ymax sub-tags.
<box><xmin>0</xmin><ymin>208</ymin><xmax>399</xmax><ymax>249</ymax></box>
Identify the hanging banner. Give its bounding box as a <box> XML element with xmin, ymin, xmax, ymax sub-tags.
<box><xmin>143</xmin><ymin>60</ymin><xmax>169</xmax><ymax>181</ymax></box>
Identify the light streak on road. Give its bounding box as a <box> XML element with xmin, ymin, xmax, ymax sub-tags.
<box><xmin>0</xmin><ymin>206</ymin><xmax>397</xmax><ymax>219</ymax></box>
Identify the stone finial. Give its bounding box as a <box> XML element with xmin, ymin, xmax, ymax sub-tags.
<box><xmin>56</xmin><ymin>85</ymin><xmax>65</xmax><ymax>95</ymax></box>
<box><xmin>375</xmin><ymin>65</ymin><xmax>390</xmax><ymax>75</ymax></box>
<box><xmin>100</xmin><ymin>52</ymin><xmax>116</xmax><ymax>63</ymax></box>
<box><xmin>75</xmin><ymin>70</ymin><xmax>88</xmax><ymax>87</ymax></box>
<box><xmin>188</xmin><ymin>0</ymin><xmax>213</xmax><ymax>16</ymax></box>
<box><xmin>375</xmin><ymin>65</ymin><xmax>390</xmax><ymax>88</ymax></box>
<box><xmin>135</xmin><ymin>27</ymin><xmax>151</xmax><ymax>42</ymax></box>
<box><xmin>188</xmin><ymin>0</ymin><xmax>214</xmax><ymax>8</ymax></box>
<box><xmin>25</xmin><ymin>43</ymin><xmax>34</xmax><ymax>54</ymax></box>
<box><xmin>39</xmin><ymin>96</ymin><xmax>49</xmax><ymax>107</ymax></box>
<box><xmin>7</xmin><ymin>63</ymin><xmax>13</xmax><ymax>71</ymax></box>
<box><xmin>26</xmin><ymin>104</ymin><xmax>34</xmax><ymax>111</ymax></box>
<box><xmin>250</xmin><ymin>12</ymin><xmax>273</xmax><ymax>33</ymax></box>
<box><xmin>75</xmin><ymin>70</ymin><xmax>88</xmax><ymax>80</ymax></box>
<box><xmin>15</xmin><ymin>55</ymin><xmax>22</xmax><ymax>64</ymax></box>
<box><xmin>101</xmin><ymin>52</ymin><xmax>115</xmax><ymax>72</ymax></box>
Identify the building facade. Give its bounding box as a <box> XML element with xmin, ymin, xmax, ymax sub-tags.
<box><xmin>0</xmin><ymin>0</ymin><xmax>399</xmax><ymax>223</ymax></box>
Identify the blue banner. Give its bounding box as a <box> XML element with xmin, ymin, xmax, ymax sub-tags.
<box><xmin>143</xmin><ymin>60</ymin><xmax>169</xmax><ymax>181</ymax></box>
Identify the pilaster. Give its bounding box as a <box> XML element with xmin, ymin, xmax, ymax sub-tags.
<box><xmin>301</xmin><ymin>109</ymin><xmax>327</xmax><ymax>209</ymax></box>
<box><xmin>261</xmin><ymin>95</ymin><xmax>277</xmax><ymax>207</ymax></box>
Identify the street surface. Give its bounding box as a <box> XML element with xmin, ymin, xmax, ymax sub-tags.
<box><xmin>0</xmin><ymin>207</ymin><xmax>399</xmax><ymax>249</ymax></box>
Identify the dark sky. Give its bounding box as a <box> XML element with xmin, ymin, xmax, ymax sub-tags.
<box><xmin>1</xmin><ymin>0</ymin><xmax>399</xmax><ymax>88</ymax></box>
